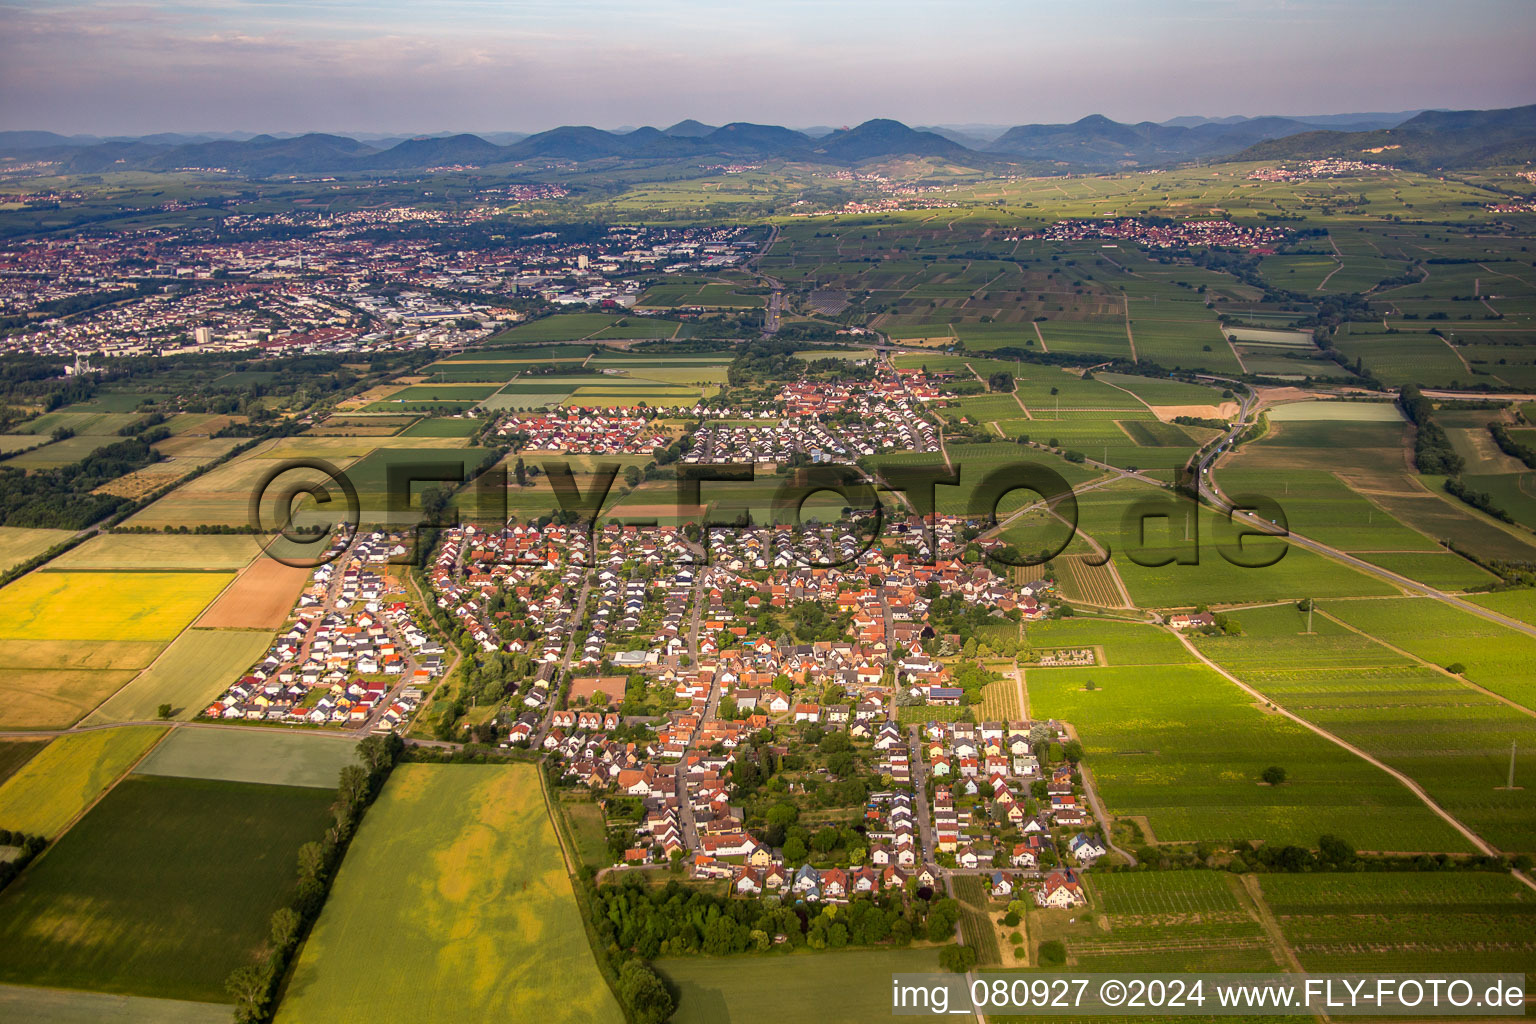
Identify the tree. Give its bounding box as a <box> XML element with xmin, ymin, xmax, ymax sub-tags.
<box><xmin>1318</xmin><ymin>834</ymin><xmax>1355</xmax><ymax>865</ymax></box>
<box><xmin>1038</xmin><ymin>939</ymin><xmax>1067</xmax><ymax>966</ymax></box>
<box><xmin>1061</xmin><ymin>739</ymin><xmax>1084</xmax><ymax>764</ymax></box>
<box><xmin>157</xmin><ymin>702</ymin><xmax>174</xmax><ymax>720</ymax></box>
<box><xmin>225</xmin><ymin>963</ymin><xmax>272</xmax><ymax>1024</ymax></box>
<box><xmin>269</xmin><ymin>906</ymin><xmax>301</xmax><ymax>950</ymax></box>
<box><xmin>296</xmin><ymin>840</ymin><xmax>328</xmax><ymax>882</ymax></box>
<box><xmin>1261</xmin><ymin>765</ymin><xmax>1288</xmax><ymax>786</ymax></box>
<box><xmin>337</xmin><ymin>764</ymin><xmax>369</xmax><ymax>812</ymax></box>
<box><xmin>939</xmin><ymin>943</ymin><xmax>979</xmax><ymax>972</ymax></box>
<box><xmin>617</xmin><ymin>960</ymin><xmax>674</xmax><ymax>1024</ymax></box>
<box><xmin>783</xmin><ymin>835</ymin><xmax>808</xmax><ymax>862</ymax></box>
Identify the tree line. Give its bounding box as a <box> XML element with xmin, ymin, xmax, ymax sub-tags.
<box><xmin>225</xmin><ymin>734</ymin><xmax>404</xmax><ymax>1024</ymax></box>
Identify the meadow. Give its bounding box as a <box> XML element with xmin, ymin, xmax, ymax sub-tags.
<box><xmin>1023</xmin><ymin>619</ymin><xmax>1471</xmax><ymax>851</ymax></box>
<box><xmin>276</xmin><ymin>763</ymin><xmax>623</xmax><ymax>1024</ymax></box>
<box><xmin>0</xmin><ymin>726</ymin><xmax>166</xmax><ymax>836</ymax></box>
<box><xmin>0</xmin><ymin>775</ymin><xmax>334</xmax><ymax>1001</ymax></box>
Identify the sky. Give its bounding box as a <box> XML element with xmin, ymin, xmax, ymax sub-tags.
<box><xmin>3</xmin><ymin>0</ymin><xmax>1534</xmax><ymax>136</ymax></box>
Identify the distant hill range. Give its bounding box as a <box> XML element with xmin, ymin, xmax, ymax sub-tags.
<box><xmin>1</xmin><ymin>106</ymin><xmax>1530</xmax><ymax>176</ymax></box>
<box><xmin>1233</xmin><ymin>104</ymin><xmax>1536</xmax><ymax>170</ymax></box>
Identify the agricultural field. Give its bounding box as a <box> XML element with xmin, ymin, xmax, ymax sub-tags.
<box><xmin>1023</xmin><ymin>619</ymin><xmax>1471</xmax><ymax>851</ymax></box>
<box><xmin>0</xmin><ymin>569</ymin><xmax>232</xmax><ymax>728</ymax></box>
<box><xmin>637</xmin><ymin>280</ymin><xmax>766</xmax><ymax>308</ymax></box>
<box><xmin>397</xmin><ymin>416</ymin><xmax>482</xmax><ymax>437</ymax></box>
<box><xmin>195</xmin><ymin>557</ymin><xmax>310</xmax><ymax>628</ymax></box>
<box><xmin>483</xmin><ymin>313</ymin><xmax>671</xmax><ymax>343</ymax></box>
<box><xmin>658</xmin><ymin>947</ymin><xmax>942</xmax><ymax>1024</ymax></box>
<box><xmin>1195</xmin><ymin>603</ymin><xmax>1536</xmax><ymax>851</ymax></box>
<box><xmin>1258</xmin><ymin>872</ymin><xmax>1536</xmax><ymax>974</ymax></box>
<box><xmin>0</xmin><ymin>570</ymin><xmax>232</xmax><ymax>642</ymax></box>
<box><xmin>0</xmin><ymin>739</ymin><xmax>47</xmax><ymax>786</ymax></box>
<box><xmin>0</xmin><ymin>726</ymin><xmax>166</xmax><ymax>836</ymax></box>
<box><xmin>1331</xmin><ymin>332</ymin><xmax>1473</xmax><ymax>388</ymax></box>
<box><xmin>81</xmin><ymin>628</ymin><xmax>277</xmax><ymax>723</ymax></box>
<box><xmin>1071</xmin><ymin>481</ymin><xmax>1394</xmax><ymax>607</ymax></box>
<box><xmin>1215</xmin><ymin>468</ymin><xmax>1440</xmax><ymax>553</ymax></box>
<box><xmin>1060</xmin><ymin>872</ymin><xmax>1281</xmax><ymax>972</ymax></box>
<box><xmin>1467</xmin><ymin>587</ymin><xmax>1536</xmax><ymax>627</ymax></box>
<box><xmin>277</xmin><ymin>763</ymin><xmax>623</xmax><ymax>1024</ymax></box>
<box><xmin>131</xmin><ymin>727</ymin><xmax>360</xmax><ymax>788</ymax></box>
<box><xmin>47</xmin><ymin>532</ymin><xmax>261</xmax><ymax>571</ymax></box>
<box><xmin>979</xmin><ymin>673</ymin><xmax>1024</xmax><ymax>720</ymax></box>
<box><xmin>1320</xmin><ymin>597</ymin><xmax>1536</xmax><ymax>713</ymax></box>
<box><xmin>0</xmin><ymin>775</ymin><xmax>335</xmax><ymax>1001</ymax></box>
<box><xmin>0</xmin><ymin>986</ymin><xmax>229</xmax><ymax>1024</ymax></box>
<box><xmin>0</xmin><ymin>526</ymin><xmax>75</xmax><ymax>574</ymax></box>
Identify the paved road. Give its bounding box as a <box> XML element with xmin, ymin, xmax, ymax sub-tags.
<box><xmin>907</xmin><ymin>724</ymin><xmax>939</xmax><ymax>868</ymax></box>
<box><xmin>534</xmin><ymin>568</ymin><xmax>592</xmax><ymax>747</ymax></box>
<box><xmin>763</xmin><ymin>287</ymin><xmax>783</xmax><ymax>335</ymax></box>
<box><xmin>751</xmin><ymin>224</ymin><xmax>783</xmax><ymax>337</ymax></box>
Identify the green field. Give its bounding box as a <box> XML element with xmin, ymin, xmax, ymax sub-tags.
<box><xmin>1073</xmin><ymin>482</ymin><xmax>1395</xmax><ymax>607</ymax></box>
<box><xmin>1066</xmin><ymin>872</ymin><xmax>1281</xmax><ymax>972</ymax></box>
<box><xmin>0</xmin><ymin>726</ymin><xmax>166</xmax><ymax>836</ymax></box>
<box><xmin>1095</xmin><ymin>373</ymin><xmax>1227</xmax><ymax>407</ymax></box>
<box><xmin>277</xmin><ymin>763</ymin><xmax>623</xmax><ymax>1024</ymax></box>
<box><xmin>132</xmin><ymin>727</ymin><xmax>361</xmax><ymax>788</ymax></box>
<box><xmin>1195</xmin><ymin>603</ymin><xmax>1536</xmax><ymax>851</ymax></box>
<box><xmin>1467</xmin><ymin>588</ymin><xmax>1536</xmax><ymax>627</ymax></box>
<box><xmin>397</xmin><ymin>416</ymin><xmax>482</xmax><ymax>437</ymax></box>
<box><xmin>1024</xmin><ymin>619</ymin><xmax>1472</xmax><ymax>851</ymax></box>
<box><xmin>1320</xmin><ymin>597</ymin><xmax>1536</xmax><ymax>712</ymax></box>
<box><xmin>658</xmin><ymin>947</ymin><xmax>943</xmax><ymax>1024</ymax></box>
<box><xmin>483</xmin><ymin>314</ymin><xmax>650</xmax><ymax>343</ymax></box>
<box><xmin>1259</xmin><ymin>872</ymin><xmax>1536</xmax><ymax>973</ymax></box>
<box><xmin>0</xmin><ymin>775</ymin><xmax>334</xmax><ymax>1001</ymax></box>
